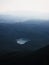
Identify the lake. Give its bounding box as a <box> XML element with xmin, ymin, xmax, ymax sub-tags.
<box><xmin>16</xmin><ymin>38</ymin><xmax>29</xmax><ymax>44</ymax></box>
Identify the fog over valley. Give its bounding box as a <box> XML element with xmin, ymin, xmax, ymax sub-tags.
<box><xmin>0</xmin><ymin>16</ymin><xmax>49</xmax><ymax>53</ymax></box>
<box><xmin>0</xmin><ymin>0</ymin><xmax>49</xmax><ymax>64</ymax></box>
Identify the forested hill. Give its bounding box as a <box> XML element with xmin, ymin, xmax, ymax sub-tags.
<box><xmin>0</xmin><ymin>45</ymin><xmax>49</xmax><ymax>65</ymax></box>
<box><xmin>0</xmin><ymin>20</ymin><xmax>49</xmax><ymax>52</ymax></box>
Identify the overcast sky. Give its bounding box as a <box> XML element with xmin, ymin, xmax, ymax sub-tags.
<box><xmin>0</xmin><ymin>0</ymin><xmax>49</xmax><ymax>20</ymax></box>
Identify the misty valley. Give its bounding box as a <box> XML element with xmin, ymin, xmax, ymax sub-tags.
<box><xmin>0</xmin><ymin>0</ymin><xmax>49</xmax><ymax>64</ymax></box>
<box><xmin>0</xmin><ymin>17</ymin><xmax>49</xmax><ymax>64</ymax></box>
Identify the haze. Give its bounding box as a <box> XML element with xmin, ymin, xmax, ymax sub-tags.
<box><xmin>0</xmin><ymin>0</ymin><xmax>49</xmax><ymax>20</ymax></box>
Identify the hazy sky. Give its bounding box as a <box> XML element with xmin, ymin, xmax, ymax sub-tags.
<box><xmin>0</xmin><ymin>0</ymin><xmax>49</xmax><ymax>19</ymax></box>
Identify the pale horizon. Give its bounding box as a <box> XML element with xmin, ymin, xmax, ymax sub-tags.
<box><xmin>0</xmin><ymin>0</ymin><xmax>49</xmax><ymax>20</ymax></box>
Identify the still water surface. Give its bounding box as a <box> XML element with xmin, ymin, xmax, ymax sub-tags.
<box><xmin>16</xmin><ymin>38</ymin><xmax>29</xmax><ymax>44</ymax></box>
